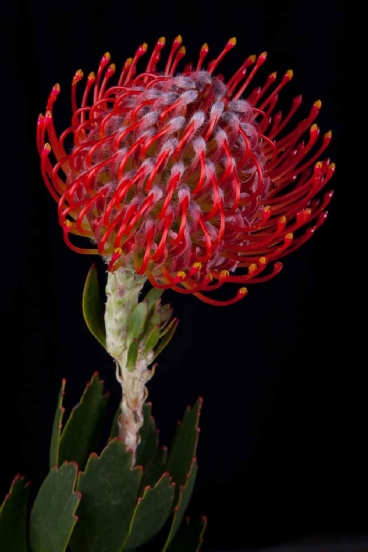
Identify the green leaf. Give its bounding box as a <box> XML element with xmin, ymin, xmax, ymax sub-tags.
<box><xmin>163</xmin><ymin>460</ymin><xmax>198</xmax><ymax>549</ymax></box>
<box><xmin>135</xmin><ymin>406</ymin><xmax>158</xmax><ymax>471</ymax></box>
<box><xmin>166</xmin><ymin>398</ymin><xmax>201</xmax><ymax>499</ymax></box>
<box><xmin>135</xmin><ymin>403</ymin><xmax>152</xmax><ymax>467</ymax></box>
<box><xmin>140</xmin><ymin>446</ymin><xmax>168</xmax><ymax>492</ymax></box>
<box><xmin>128</xmin><ymin>302</ymin><xmax>148</xmax><ymax>345</ymax></box>
<box><xmin>30</xmin><ymin>463</ymin><xmax>80</xmax><ymax>552</ymax></box>
<box><xmin>123</xmin><ymin>473</ymin><xmax>175</xmax><ymax>550</ymax></box>
<box><xmin>70</xmin><ymin>439</ymin><xmax>142</xmax><ymax>552</ymax></box>
<box><xmin>166</xmin><ymin>516</ymin><xmax>207</xmax><ymax>552</ymax></box>
<box><xmin>154</xmin><ymin>319</ymin><xmax>179</xmax><ymax>360</ymax></box>
<box><xmin>143</xmin><ymin>287</ymin><xmax>164</xmax><ymax>307</ymax></box>
<box><xmin>126</xmin><ymin>339</ymin><xmax>139</xmax><ymax>371</ymax></box>
<box><xmin>82</xmin><ymin>263</ymin><xmax>106</xmax><ymax>349</ymax></box>
<box><xmin>50</xmin><ymin>379</ymin><xmax>66</xmax><ymax>469</ymax></box>
<box><xmin>59</xmin><ymin>373</ymin><xmax>109</xmax><ymax>471</ymax></box>
<box><xmin>0</xmin><ymin>475</ymin><xmax>30</xmax><ymax>552</ymax></box>
<box><xmin>109</xmin><ymin>406</ymin><xmax>121</xmax><ymax>442</ymax></box>
<box><xmin>143</xmin><ymin>325</ymin><xmax>161</xmax><ymax>355</ymax></box>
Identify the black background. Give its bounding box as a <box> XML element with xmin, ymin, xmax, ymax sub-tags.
<box><xmin>0</xmin><ymin>1</ymin><xmax>358</xmax><ymax>550</ymax></box>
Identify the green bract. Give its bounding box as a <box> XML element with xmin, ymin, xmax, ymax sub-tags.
<box><xmin>82</xmin><ymin>263</ymin><xmax>178</xmax><ymax>364</ymax></box>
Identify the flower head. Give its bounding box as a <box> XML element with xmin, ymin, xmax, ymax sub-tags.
<box><xmin>37</xmin><ymin>37</ymin><xmax>334</xmax><ymax>305</ymax></box>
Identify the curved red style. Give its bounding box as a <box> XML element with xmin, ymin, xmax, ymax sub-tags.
<box><xmin>37</xmin><ymin>36</ymin><xmax>334</xmax><ymax>306</ymax></box>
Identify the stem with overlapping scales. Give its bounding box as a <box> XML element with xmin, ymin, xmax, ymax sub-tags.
<box><xmin>104</xmin><ymin>267</ymin><xmax>150</xmax><ymax>460</ymax></box>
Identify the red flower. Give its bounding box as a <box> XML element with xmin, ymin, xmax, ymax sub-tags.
<box><xmin>37</xmin><ymin>36</ymin><xmax>334</xmax><ymax>306</ymax></box>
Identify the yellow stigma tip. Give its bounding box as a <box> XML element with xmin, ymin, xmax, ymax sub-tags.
<box><xmin>179</xmin><ymin>46</ymin><xmax>186</xmax><ymax>54</ymax></box>
<box><xmin>329</xmin><ymin>162</ymin><xmax>336</xmax><ymax>169</ymax></box>
<box><xmin>239</xmin><ymin>287</ymin><xmax>248</xmax><ymax>295</ymax></box>
<box><xmin>114</xmin><ymin>247</ymin><xmax>122</xmax><ymax>255</ymax></box>
<box><xmin>305</xmin><ymin>208</ymin><xmax>312</xmax><ymax>215</ymax></box>
<box><xmin>45</xmin><ymin>110</ymin><xmax>52</xmax><ymax>118</ymax></box>
<box><xmin>159</xmin><ymin>37</ymin><xmax>166</xmax><ymax>44</ymax></box>
<box><xmin>177</xmin><ymin>271</ymin><xmax>186</xmax><ymax>279</ymax></box>
<box><xmin>279</xmin><ymin>215</ymin><xmax>287</xmax><ymax>224</ymax></box>
<box><xmin>249</xmin><ymin>55</ymin><xmax>256</xmax><ymax>63</ymax></box>
<box><xmin>314</xmin><ymin>99</ymin><xmax>322</xmax><ymax>108</ymax></box>
<box><xmin>286</xmin><ymin>233</ymin><xmax>294</xmax><ymax>240</ymax></box>
<box><xmin>311</xmin><ymin>123</ymin><xmax>318</xmax><ymax>131</ymax></box>
<box><xmin>201</xmin><ymin>43</ymin><xmax>209</xmax><ymax>51</ymax></box>
<box><xmin>141</xmin><ymin>43</ymin><xmax>148</xmax><ymax>51</ymax></box>
<box><xmin>64</xmin><ymin>220</ymin><xmax>72</xmax><ymax>228</ymax></box>
<box><xmin>206</xmin><ymin>273</ymin><xmax>213</xmax><ymax>281</ymax></box>
<box><xmin>249</xmin><ymin>263</ymin><xmax>257</xmax><ymax>272</ymax></box>
<box><xmin>193</xmin><ymin>262</ymin><xmax>202</xmax><ymax>269</ymax></box>
<box><xmin>286</xmin><ymin>69</ymin><xmax>293</xmax><ymax>79</ymax></box>
<box><xmin>261</xmin><ymin>51</ymin><xmax>267</xmax><ymax>58</ymax></box>
<box><xmin>175</xmin><ymin>35</ymin><xmax>183</xmax><ymax>43</ymax></box>
<box><xmin>72</xmin><ymin>70</ymin><xmax>83</xmax><ymax>85</ymax></box>
<box><xmin>325</xmin><ymin>130</ymin><xmax>332</xmax><ymax>138</ymax></box>
<box><xmin>88</xmin><ymin>72</ymin><xmax>96</xmax><ymax>80</ymax></box>
<box><xmin>109</xmin><ymin>63</ymin><xmax>116</xmax><ymax>71</ymax></box>
<box><xmin>126</xmin><ymin>57</ymin><xmax>133</xmax><ymax>65</ymax></box>
<box><xmin>315</xmin><ymin>161</ymin><xmax>323</xmax><ymax>168</ymax></box>
<box><xmin>264</xmin><ymin>205</ymin><xmax>271</xmax><ymax>212</ymax></box>
<box><xmin>259</xmin><ymin>257</ymin><xmax>267</xmax><ymax>265</ymax></box>
<box><xmin>44</xmin><ymin>143</ymin><xmax>51</xmax><ymax>151</ymax></box>
<box><xmin>271</xmin><ymin>71</ymin><xmax>277</xmax><ymax>78</ymax></box>
<box><xmin>229</xmin><ymin>37</ymin><xmax>237</xmax><ymax>46</ymax></box>
<box><xmin>220</xmin><ymin>270</ymin><xmax>230</xmax><ymax>278</ymax></box>
<box><xmin>104</xmin><ymin>52</ymin><xmax>111</xmax><ymax>60</ymax></box>
<box><xmin>54</xmin><ymin>83</ymin><xmax>60</xmax><ymax>91</ymax></box>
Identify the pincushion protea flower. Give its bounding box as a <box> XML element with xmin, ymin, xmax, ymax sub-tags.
<box><xmin>37</xmin><ymin>36</ymin><xmax>334</xmax><ymax>306</ymax></box>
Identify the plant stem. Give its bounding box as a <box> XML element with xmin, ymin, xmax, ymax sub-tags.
<box><xmin>104</xmin><ymin>267</ymin><xmax>150</xmax><ymax>462</ymax></box>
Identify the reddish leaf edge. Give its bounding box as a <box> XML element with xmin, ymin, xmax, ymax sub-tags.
<box><xmin>0</xmin><ymin>474</ymin><xmax>32</xmax><ymax>508</ymax></box>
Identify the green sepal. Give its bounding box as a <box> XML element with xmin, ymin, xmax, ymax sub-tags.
<box><xmin>70</xmin><ymin>439</ymin><xmax>142</xmax><ymax>552</ymax></box>
<box><xmin>159</xmin><ymin>316</ymin><xmax>178</xmax><ymax>339</ymax></box>
<box><xmin>82</xmin><ymin>263</ymin><xmax>106</xmax><ymax>349</ymax></box>
<box><xmin>143</xmin><ymin>325</ymin><xmax>161</xmax><ymax>356</ymax></box>
<box><xmin>143</xmin><ymin>286</ymin><xmax>164</xmax><ymax>308</ymax></box>
<box><xmin>127</xmin><ymin>339</ymin><xmax>139</xmax><ymax>371</ymax></box>
<box><xmin>59</xmin><ymin>373</ymin><xmax>109</xmax><ymax>471</ymax></box>
<box><xmin>163</xmin><ymin>459</ymin><xmax>198</xmax><ymax>549</ymax></box>
<box><xmin>128</xmin><ymin>302</ymin><xmax>148</xmax><ymax>346</ymax></box>
<box><xmin>144</xmin><ymin>311</ymin><xmax>161</xmax><ymax>339</ymax></box>
<box><xmin>153</xmin><ymin>319</ymin><xmax>179</xmax><ymax>360</ymax></box>
<box><xmin>166</xmin><ymin>516</ymin><xmax>207</xmax><ymax>552</ymax></box>
<box><xmin>30</xmin><ymin>463</ymin><xmax>80</xmax><ymax>552</ymax></box>
<box><xmin>50</xmin><ymin>378</ymin><xmax>66</xmax><ymax>469</ymax></box>
<box><xmin>123</xmin><ymin>473</ymin><xmax>175</xmax><ymax>550</ymax></box>
<box><xmin>159</xmin><ymin>304</ymin><xmax>173</xmax><ymax>327</ymax></box>
<box><xmin>0</xmin><ymin>475</ymin><xmax>30</xmax><ymax>552</ymax></box>
<box><xmin>166</xmin><ymin>398</ymin><xmax>201</xmax><ymax>499</ymax></box>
